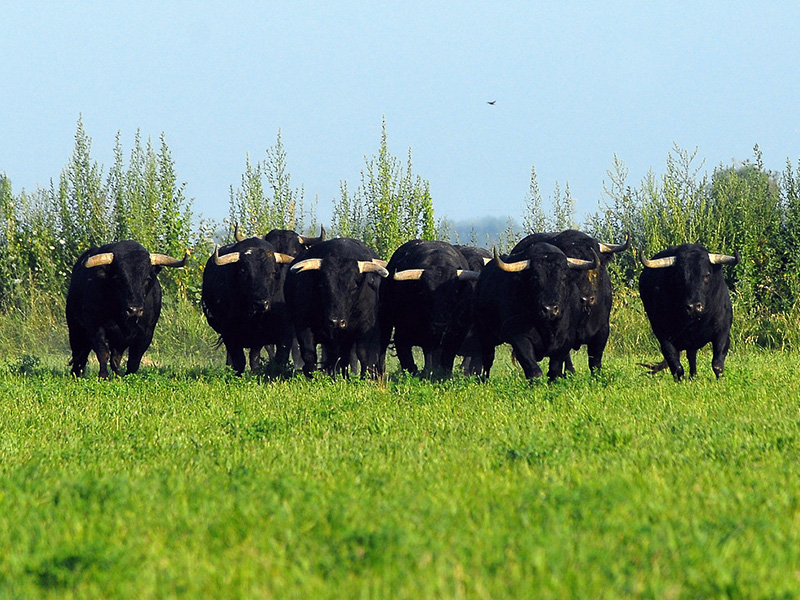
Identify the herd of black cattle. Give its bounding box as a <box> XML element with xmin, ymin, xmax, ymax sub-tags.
<box><xmin>64</xmin><ymin>226</ymin><xmax>740</xmax><ymax>382</ymax></box>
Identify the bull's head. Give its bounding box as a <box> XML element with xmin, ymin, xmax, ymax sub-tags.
<box><xmin>213</xmin><ymin>244</ymin><xmax>294</xmax><ymax>314</ymax></box>
<box><xmin>640</xmin><ymin>247</ymin><xmax>739</xmax><ymax>317</ymax></box>
<box><xmin>290</xmin><ymin>257</ymin><xmax>388</xmax><ymax>331</ymax></box>
<box><xmin>494</xmin><ymin>245</ymin><xmax>598</xmax><ymax>321</ymax></box>
<box><xmin>84</xmin><ymin>248</ymin><xmax>186</xmax><ymax>320</ymax></box>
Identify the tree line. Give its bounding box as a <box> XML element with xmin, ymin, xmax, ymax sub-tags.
<box><xmin>2</xmin><ymin>118</ymin><xmax>800</xmax><ymax>346</ymax></box>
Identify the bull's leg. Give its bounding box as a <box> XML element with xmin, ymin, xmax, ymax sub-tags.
<box><xmin>711</xmin><ymin>332</ymin><xmax>731</xmax><ymax>379</ymax></box>
<box><xmin>227</xmin><ymin>345</ymin><xmax>247</xmax><ymax>375</ymax></box>
<box><xmin>297</xmin><ymin>329</ymin><xmax>318</xmax><ymax>379</ymax></box>
<box><xmin>564</xmin><ymin>354</ymin><xmax>576</xmax><ymax>374</ymax></box>
<box><xmin>70</xmin><ymin>347</ymin><xmax>91</xmax><ymax>377</ymax></box>
<box><xmin>547</xmin><ymin>354</ymin><xmax>568</xmax><ymax>381</ymax></box>
<box><xmin>659</xmin><ymin>340</ymin><xmax>684</xmax><ymax>381</ymax></box>
<box><xmin>110</xmin><ymin>348</ymin><xmax>124</xmax><ymax>376</ymax></box>
<box><xmin>479</xmin><ymin>343</ymin><xmax>495</xmax><ymax>380</ymax></box>
<box><xmin>587</xmin><ymin>327</ymin><xmax>609</xmax><ymax>373</ymax></box>
<box><xmin>249</xmin><ymin>347</ymin><xmax>262</xmax><ymax>372</ymax></box>
<box><xmin>90</xmin><ymin>331</ymin><xmax>112</xmax><ymax>379</ymax></box>
<box><xmin>686</xmin><ymin>348</ymin><xmax>698</xmax><ymax>378</ymax></box>
<box><xmin>395</xmin><ymin>334</ymin><xmax>418</xmax><ymax>375</ymax></box>
<box><xmin>510</xmin><ymin>337</ymin><xmax>543</xmax><ymax>380</ymax></box>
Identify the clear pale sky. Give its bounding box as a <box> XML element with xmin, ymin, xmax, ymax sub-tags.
<box><xmin>3</xmin><ymin>2</ymin><xmax>800</xmax><ymax>227</ymax></box>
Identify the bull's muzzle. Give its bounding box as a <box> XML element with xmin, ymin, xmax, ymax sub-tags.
<box><xmin>541</xmin><ymin>304</ymin><xmax>561</xmax><ymax>320</ymax></box>
<box><xmin>685</xmin><ymin>302</ymin><xmax>705</xmax><ymax>317</ymax></box>
<box><xmin>126</xmin><ymin>305</ymin><xmax>144</xmax><ymax>319</ymax></box>
<box><xmin>329</xmin><ymin>318</ymin><xmax>347</xmax><ymax>330</ymax></box>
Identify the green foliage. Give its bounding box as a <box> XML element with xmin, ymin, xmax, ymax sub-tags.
<box><xmin>520</xmin><ymin>165</ymin><xmax>575</xmax><ymax>237</ymax></box>
<box><xmin>228</xmin><ymin>130</ymin><xmax>316</xmax><ymax>238</ymax></box>
<box><xmin>332</xmin><ymin>118</ymin><xmax>436</xmax><ymax>258</ymax></box>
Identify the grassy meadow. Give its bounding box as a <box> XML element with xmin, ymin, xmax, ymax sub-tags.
<box><xmin>1</xmin><ymin>296</ymin><xmax>800</xmax><ymax>598</ymax></box>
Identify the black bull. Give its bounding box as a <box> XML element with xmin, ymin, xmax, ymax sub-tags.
<box><xmin>284</xmin><ymin>238</ymin><xmax>389</xmax><ymax>378</ymax></box>
<box><xmin>475</xmin><ymin>242</ymin><xmax>598</xmax><ymax>381</ymax></box>
<box><xmin>639</xmin><ymin>243</ymin><xmax>739</xmax><ymax>380</ymax></box>
<box><xmin>201</xmin><ymin>238</ymin><xmax>295</xmax><ymax>374</ymax></box>
<box><xmin>66</xmin><ymin>240</ymin><xmax>186</xmax><ymax>378</ymax></box>
<box><xmin>379</xmin><ymin>240</ymin><xmax>481</xmax><ymax>378</ymax></box>
<box><xmin>510</xmin><ymin>229</ymin><xmax>629</xmax><ymax>372</ymax></box>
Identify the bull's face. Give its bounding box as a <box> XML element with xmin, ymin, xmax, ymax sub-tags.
<box><xmin>525</xmin><ymin>254</ymin><xmax>571</xmax><ymax>322</ymax></box>
<box><xmin>676</xmin><ymin>255</ymin><xmax>716</xmax><ymax>318</ymax></box>
<box><xmin>421</xmin><ymin>268</ymin><xmax>472</xmax><ymax>336</ymax></box>
<box><xmin>98</xmin><ymin>252</ymin><xmax>158</xmax><ymax>321</ymax></box>
<box><xmin>235</xmin><ymin>249</ymin><xmax>281</xmax><ymax>316</ymax></box>
<box><xmin>319</xmin><ymin>258</ymin><xmax>368</xmax><ymax>332</ymax></box>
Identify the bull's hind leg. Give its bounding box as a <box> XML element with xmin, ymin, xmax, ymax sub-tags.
<box><xmin>587</xmin><ymin>327</ymin><xmax>609</xmax><ymax>373</ymax></box>
<box><xmin>226</xmin><ymin>345</ymin><xmax>247</xmax><ymax>375</ymax></box>
<box><xmin>686</xmin><ymin>348</ymin><xmax>698</xmax><ymax>378</ymax></box>
<box><xmin>110</xmin><ymin>348</ymin><xmax>124</xmax><ymax>376</ymax></box>
<box><xmin>70</xmin><ymin>346</ymin><xmax>91</xmax><ymax>377</ymax></box>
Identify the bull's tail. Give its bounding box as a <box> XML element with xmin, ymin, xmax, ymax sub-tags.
<box><xmin>637</xmin><ymin>359</ymin><xmax>668</xmax><ymax>375</ymax></box>
<box><xmin>213</xmin><ymin>335</ymin><xmax>225</xmax><ymax>350</ymax></box>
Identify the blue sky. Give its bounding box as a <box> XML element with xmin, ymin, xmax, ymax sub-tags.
<box><xmin>3</xmin><ymin>2</ymin><xmax>800</xmax><ymax>228</ymax></box>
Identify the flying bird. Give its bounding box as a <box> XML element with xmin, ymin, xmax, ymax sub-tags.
<box><xmin>487</xmin><ymin>100</ymin><xmax>496</xmax><ymax>105</ymax></box>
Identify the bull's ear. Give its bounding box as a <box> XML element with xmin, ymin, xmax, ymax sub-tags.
<box><xmin>273</xmin><ymin>252</ymin><xmax>295</xmax><ymax>264</ymax></box>
<box><xmin>290</xmin><ymin>258</ymin><xmax>323</xmax><ymax>272</ymax></box>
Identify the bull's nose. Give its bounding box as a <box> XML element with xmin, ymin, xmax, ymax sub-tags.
<box><xmin>329</xmin><ymin>318</ymin><xmax>347</xmax><ymax>329</ymax></box>
<box><xmin>542</xmin><ymin>305</ymin><xmax>561</xmax><ymax>319</ymax></box>
<box><xmin>686</xmin><ymin>302</ymin><xmax>704</xmax><ymax>315</ymax></box>
<box><xmin>126</xmin><ymin>306</ymin><xmax>144</xmax><ymax>318</ymax></box>
<box><xmin>255</xmin><ymin>300</ymin><xmax>270</xmax><ymax>312</ymax></box>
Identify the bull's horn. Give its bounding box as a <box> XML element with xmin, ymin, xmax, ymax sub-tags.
<box><xmin>393</xmin><ymin>269</ymin><xmax>425</xmax><ymax>281</ymax></box>
<box><xmin>290</xmin><ymin>258</ymin><xmax>323</xmax><ymax>272</ymax></box>
<box><xmin>213</xmin><ymin>246</ymin><xmax>240</xmax><ymax>266</ymax></box>
<box><xmin>151</xmin><ymin>252</ymin><xmax>188</xmax><ymax>267</ymax></box>
<box><xmin>84</xmin><ymin>252</ymin><xmax>114</xmax><ymax>268</ymax></box>
<box><xmin>358</xmin><ymin>261</ymin><xmax>389</xmax><ymax>277</ymax></box>
<box><xmin>298</xmin><ymin>225</ymin><xmax>326</xmax><ymax>246</ymax></box>
<box><xmin>599</xmin><ymin>232</ymin><xmax>631</xmax><ymax>254</ymax></box>
<box><xmin>494</xmin><ymin>248</ymin><xmax>529</xmax><ymax>272</ymax></box>
<box><xmin>274</xmin><ymin>252</ymin><xmax>295</xmax><ymax>265</ymax></box>
<box><xmin>708</xmin><ymin>251</ymin><xmax>740</xmax><ymax>266</ymax></box>
<box><xmin>372</xmin><ymin>259</ymin><xmax>388</xmax><ymax>268</ymax></box>
<box><xmin>456</xmin><ymin>269</ymin><xmax>481</xmax><ymax>281</ymax></box>
<box><xmin>566</xmin><ymin>249</ymin><xmax>599</xmax><ymax>271</ymax></box>
<box><xmin>640</xmin><ymin>251</ymin><xmax>675</xmax><ymax>269</ymax></box>
<box><xmin>233</xmin><ymin>223</ymin><xmax>246</xmax><ymax>242</ymax></box>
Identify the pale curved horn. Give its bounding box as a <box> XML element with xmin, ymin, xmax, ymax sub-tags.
<box><xmin>372</xmin><ymin>259</ymin><xmax>388</xmax><ymax>268</ymax></box>
<box><xmin>290</xmin><ymin>258</ymin><xmax>324</xmax><ymax>272</ymax></box>
<box><xmin>358</xmin><ymin>261</ymin><xmax>389</xmax><ymax>278</ymax></box>
<box><xmin>640</xmin><ymin>251</ymin><xmax>676</xmax><ymax>269</ymax></box>
<box><xmin>298</xmin><ymin>225</ymin><xmax>326</xmax><ymax>246</ymax></box>
<box><xmin>456</xmin><ymin>270</ymin><xmax>481</xmax><ymax>281</ymax></box>
<box><xmin>273</xmin><ymin>252</ymin><xmax>295</xmax><ymax>265</ymax></box>
<box><xmin>493</xmin><ymin>248</ymin><xmax>529</xmax><ymax>273</ymax></box>
<box><xmin>708</xmin><ymin>251</ymin><xmax>739</xmax><ymax>266</ymax></box>
<box><xmin>599</xmin><ymin>232</ymin><xmax>631</xmax><ymax>254</ymax></box>
<box><xmin>84</xmin><ymin>252</ymin><xmax>114</xmax><ymax>268</ymax></box>
<box><xmin>151</xmin><ymin>252</ymin><xmax>188</xmax><ymax>268</ymax></box>
<box><xmin>393</xmin><ymin>269</ymin><xmax>425</xmax><ymax>281</ymax></box>
<box><xmin>213</xmin><ymin>246</ymin><xmax>240</xmax><ymax>266</ymax></box>
<box><xmin>233</xmin><ymin>223</ymin><xmax>246</xmax><ymax>242</ymax></box>
<box><xmin>567</xmin><ymin>249</ymin><xmax>600</xmax><ymax>271</ymax></box>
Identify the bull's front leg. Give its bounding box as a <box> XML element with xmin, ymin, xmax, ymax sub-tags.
<box><xmin>659</xmin><ymin>339</ymin><xmax>684</xmax><ymax>381</ymax></box>
<box><xmin>711</xmin><ymin>331</ymin><xmax>731</xmax><ymax>379</ymax></box>
<box><xmin>509</xmin><ymin>336</ymin><xmax>543</xmax><ymax>380</ymax></box>
<box><xmin>296</xmin><ymin>328</ymin><xmax>318</xmax><ymax>379</ymax></box>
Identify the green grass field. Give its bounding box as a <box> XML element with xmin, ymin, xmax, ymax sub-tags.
<box><xmin>2</xmin><ymin>339</ymin><xmax>799</xmax><ymax>598</ymax></box>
